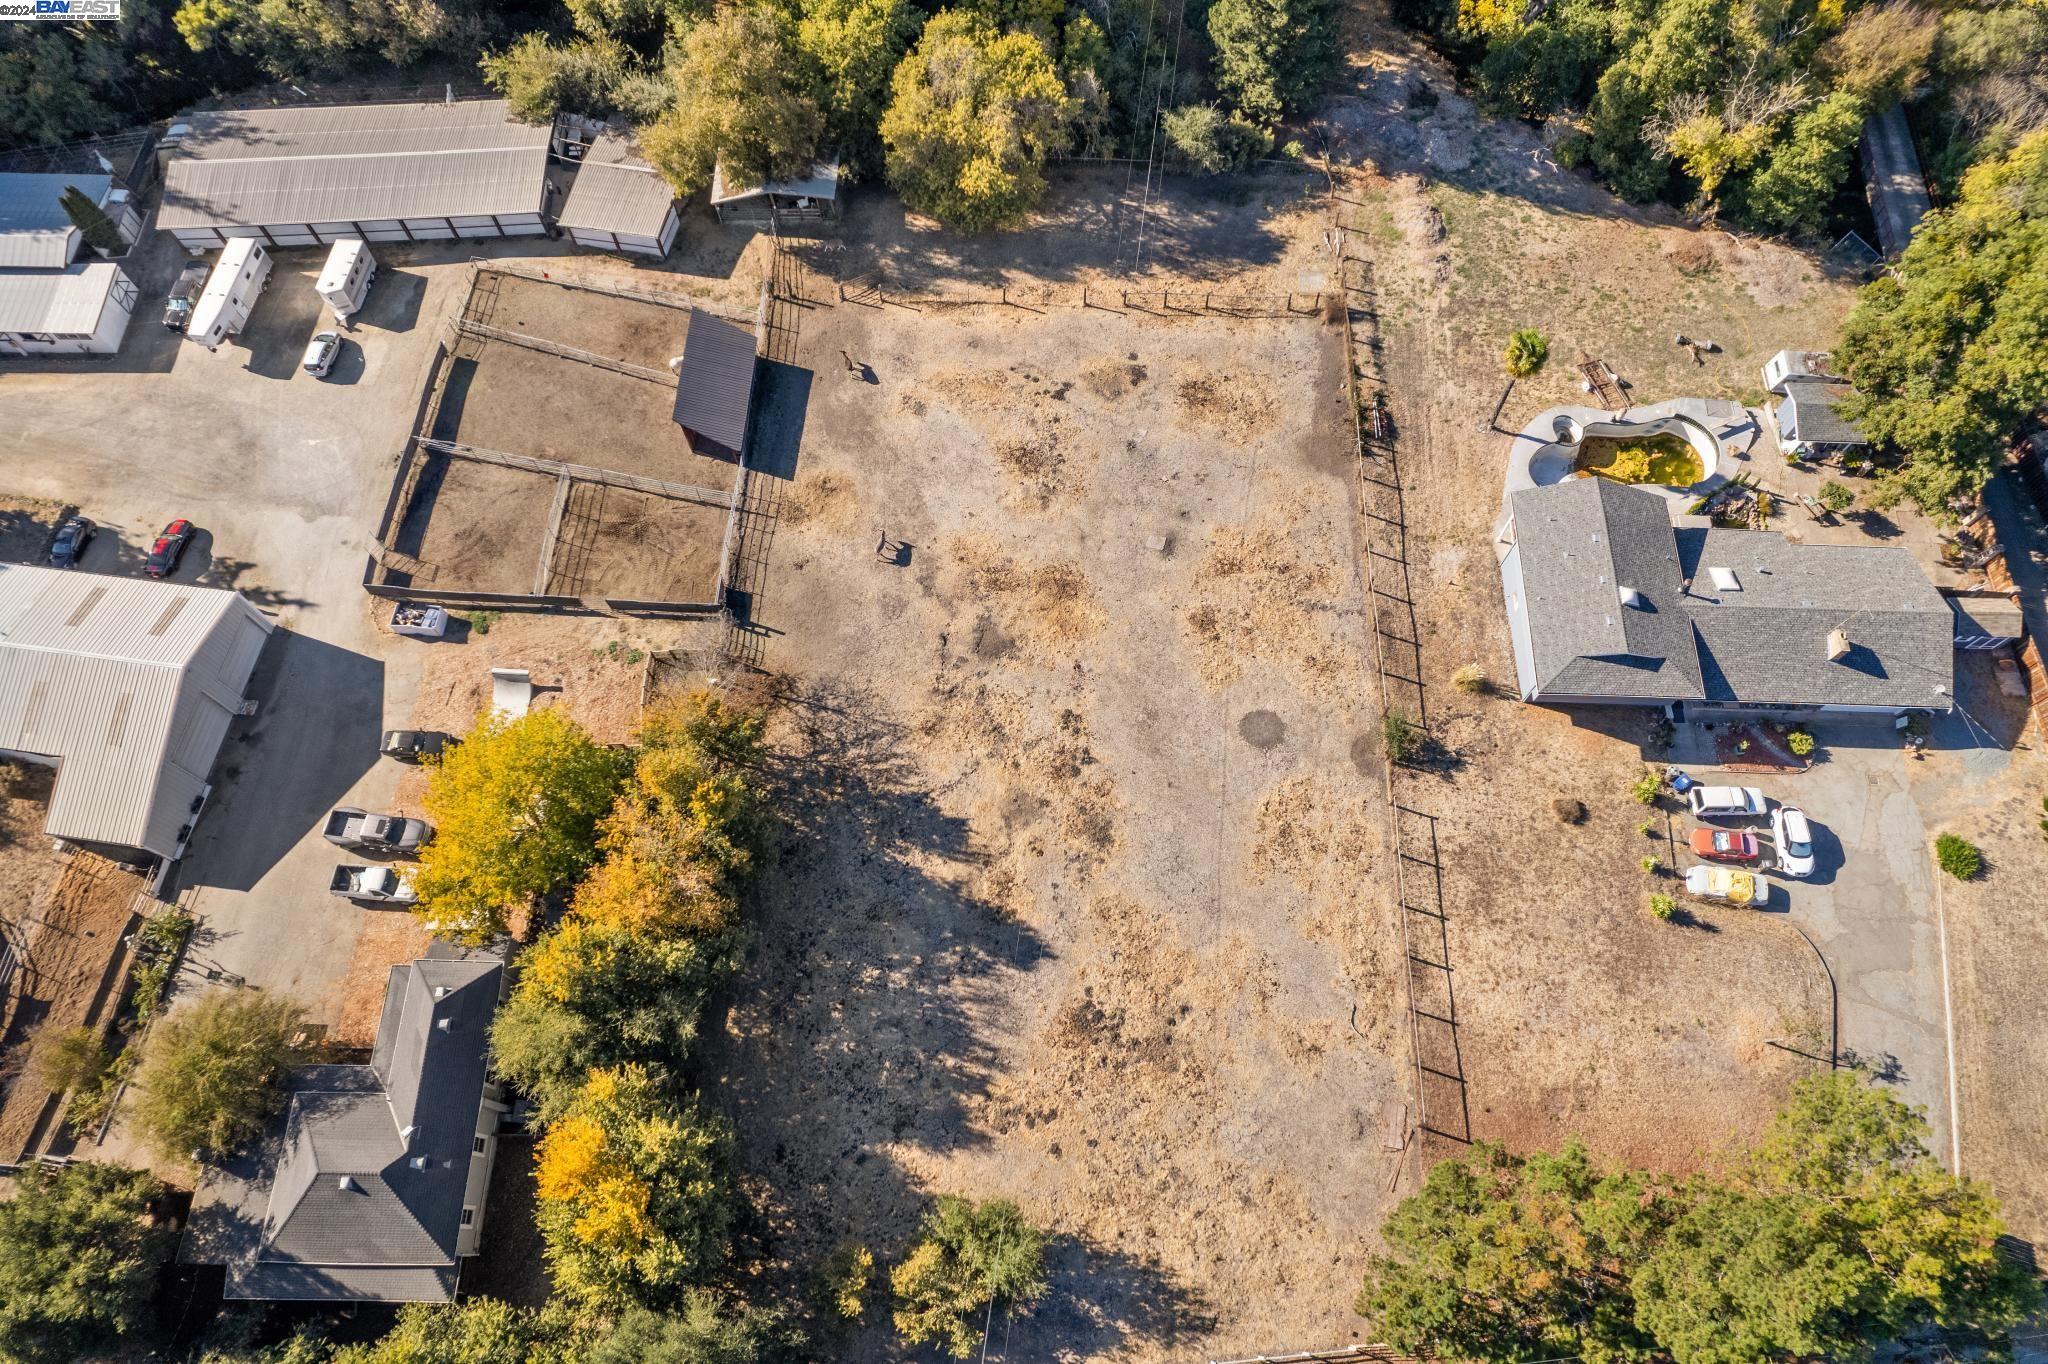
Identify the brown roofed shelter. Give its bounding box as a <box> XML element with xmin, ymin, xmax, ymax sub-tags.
<box><xmin>671</xmin><ymin>309</ymin><xmax>758</xmax><ymax>458</ymax></box>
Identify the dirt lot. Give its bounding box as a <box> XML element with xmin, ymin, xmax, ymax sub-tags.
<box><xmin>390</xmin><ymin>452</ymin><xmax>557</xmax><ymax>595</ymax></box>
<box><xmin>0</xmin><ymin>496</ymin><xmax>70</xmax><ymax>564</ymax></box>
<box><xmin>548</xmin><ymin>481</ymin><xmax>729</xmax><ymax>603</ymax></box>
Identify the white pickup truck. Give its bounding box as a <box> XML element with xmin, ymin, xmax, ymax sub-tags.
<box><xmin>330</xmin><ymin>865</ymin><xmax>417</xmax><ymax>904</ymax></box>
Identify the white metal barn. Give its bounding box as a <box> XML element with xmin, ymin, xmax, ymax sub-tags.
<box><xmin>158</xmin><ymin>99</ymin><xmax>553</xmax><ymax>252</ymax></box>
<box><xmin>0</xmin><ymin>564</ymin><xmax>274</xmax><ymax>865</ymax></box>
<box><xmin>554</xmin><ymin>134</ymin><xmax>679</xmax><ymax>257</ymax></box>
<box><xmin>0</xmin><ymin>261</ymin><xmax>139</xmax><ymax>356</ymax></box>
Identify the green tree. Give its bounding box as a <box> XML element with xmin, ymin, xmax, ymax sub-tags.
<box><xmin>1356</xmin><ymin>1140</ymin><xmax>1670</xmax><ymax>1363</ymax></box>
<box><xmin>481</xmin><ymin>33</ymin><xmax>636</xmax><ymax>124</ymax></box>
<box><xmin>880</xmin><ymin>10</ymin><xmax>1076</xmax><ymax>231</ymax></box>
<box><xmin>1503</xmin><ymin>327</ymin><xmax>1549</xmax><ymax>378</ymax></box>
<box><xmin>1835</xmin><ymin>132</ymin><xmax>2048</xmax><ymax>514</ymax></box>
<box><xmin>1207</xmin><ymin>0</ymin><xmax>1340</xmax><ymax>125</ymax></box>
<box><xmin>131</xmin><ymin>989</ymin><xmax>307</xmax><ymax>1162</ymax></box>
<box><xmin>58</xmin><ymin>183</ymin><xmax>124</xmax><ymax>254</ymax></box>
<box><xmin>1818</xmin><ymin>0</ymin><xmax>1937</xmax><ymax>106</ymax></box>
<box><xmin>412</xmin><ymin>708</ymin><xmax>626</xmax><ymax>944</ymax></box>
<box><xmin>586</xmin><ymin>1295</ymin><xmax>792</xmax><ymax>1364</ymax></box>
<box><xmin>0</xmin><ymin>32</ymin><xmax>115</xmax><ymax>149</ymax></box>
<box><xmin>535</xmin><ymin>1064</ymin><xmax>738</xmax><ymax>1309</ymax></box>
<box><xmin>891</xmin><ymin>1196</ymin><xmax>1050</xmax><ymax>1359</ymax></box>
<box><xmin>1161</xmin><ymin>103</ymin><xmax>1273</xmax><ymax>172</ymax></box>
<box><xmin>329</xmin><ymin>1300</ymin><xmax>589</xmax><ymax>1364</ymax></box>
<box><xmin>566</xmin><ymin>0</ymin><xmax>699</xmax><ymax>50</ymax></box>
<box><xmin>0</xmin><ymin>1161</ymin><xmax>171</xmax><ymax>1364</ymax></box>
<box><xmin>794</xmin><ymin>0</ymin><xmax>920</xmax><ymax>173</ymax></box>
<box><xmin>1741</xmin><ymin>89</ymin><xmax>1867</xmax><ymax>235</ymax></box>
<box><xmin>642</xmin><ymin>4</ymin><xmax>825</xmax><ymax>197</ymax></box>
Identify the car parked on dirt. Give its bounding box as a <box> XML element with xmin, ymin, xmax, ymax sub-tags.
<box><xmin>330</xmin><ymin>864</ymin><xmax>417</xmax><ymax>903</ymax></box>
<box><xmin>381</xmin><ymin>730</ymin><xmax>453</xmax><ymax>763</ymax></box>
<box><xmin>1685</xmin><ymin>864</ymin><xmax>1766</xmax><ymax>907</ymax></box>
<box><xmin>302</xmin><ymin>330</ymin><xmax>342</xmax><ymax>379</ymax></box>
<box><xmin>1689</xmin><ymin>828</ymin><xmax>1760</xmax><ymax>863</ymax></box>
<box><xmin>1772</xmin><ymin>805</ymin><xmax>1816</xmax><ymax>877</ymax></box>
<box><xmin>1687</xmin><ymin>785</ymin><xmax>1768</xmax><ymax>820</ymax></box>
<box><xmin>47</xmin><ymin>516</ymin><xmax>94</xmax><ymax>568</ymax></box>
<box><xmin>143</xmin><ymin>518</ymin><xmax>194</xmax><ymax>578</ymax></box>
<box><xmin>322</xmin><ymin>807</ymin><xmax>432</xmax><ymax>854</ymax></box>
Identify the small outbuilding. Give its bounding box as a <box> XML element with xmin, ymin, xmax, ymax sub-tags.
<box><xmin>0</xmin><ymin>563</ymin><xmax>273</xmax><ymax>864</ymax></box>
<box><xmin>709</xmin><ymin>158</ymin><xmax>839</xmax><ymax>229</ymax></box>
<box><xmin>0</xmin><ymin>173</ymin><xmax>141</xmax><ymax>269</ymax></box>
<box><xmin>554</xmin><ymin>130</ymin><xmax>680</xmax><ymax>257</ymax></box>
<box><xmin>1761</xmin><ymin>349</ymin><xmax>1842</xmax><ymax>397</ymax></box>
<box><xmin>0</xmin><ymin>260</ymin><xmax>139</xmax><ymax>356</ymax></box>
<box><xmin>1947</xmin><ymin>593</ymin><xmax>2026</xmax><ymax>651</ymax></box>
<box><xmin>1775</xmin><ymin>378</ymin><xmax>1868</xmax><ymax>459</ymax></box>
<box><xmin>671</xmin><ymin>308</ymin><xmax>759</xmax><ymax>458</ymax></box>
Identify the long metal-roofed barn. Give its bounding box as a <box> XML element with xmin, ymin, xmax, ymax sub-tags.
<box><xmin>158</xmin><ymin>99</ymin><xmax>553</xmax><ymax>252</ymax></box>
<box><xmin>0</xmin><ymin>563</ymin><xmax>273</xmax><ymax>865</ymax></box>
<box><xmin>671</xmin><ymin>308</ymin><xmax>759</xmax><ymax>457</ymax></box>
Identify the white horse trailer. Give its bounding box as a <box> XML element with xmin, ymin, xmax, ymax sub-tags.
<box><xmin>316</xmin><ymin>239</ymin><xmax>377</xmax><ymax>325</ymax></box>
<box><xmin>186</xmin><ymin>238</ymin><xmax>271</xmax><ymax>350</ymax></box>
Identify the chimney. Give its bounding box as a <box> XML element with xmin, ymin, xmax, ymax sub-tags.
<box><xmin>1826</xmin><ymin>628</ymin><xmax>1851</xmax><ymax>661</ymax></box>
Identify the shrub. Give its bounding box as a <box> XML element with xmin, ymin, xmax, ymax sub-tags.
<box><xmin>131</xmin><ymin>990</ymin><xmax>307</xmax><ymax>1162</ymax></box>
<box><xmin>1629</xmin><ymin>770</ymin><xmax>1661</xmax><ymax>804</ymax></box>
<box><xmin>1934</xmin><ymin>833</ymin><xmax>1981</xmax><ymax>881</ymax></box>
<box><xmin>1640</xmin><ymin>819</ymin><xmax>1659</xmax><ymax>838</ymax></box>
<box><xmin>1452</xmin><ymin>663</ymin><xmax>1488</xmax><ymax>695</ymax></box>
<box><xmin>1818</xmin><ymin>481</ymin><xmax>1855</xmax><ymax>513</ymax></box>
<box><xmin>28</xmin><ymin>1026</ymin><xmax>109</xmax><ymax>1098</ymax></box>
<box><xmin>1162</xmin><ymin>103</ymin><xmax>1273</xmax><ymax>173</ymax></box>
<box><xmin>1382</xmin><ymin>713</ymin><xmax>1420</xmax><ymax>764</ymax></box>
<box><xmin>1503</xmin><ymin>327</ymin><xmax>1549</xmax><ymax>378</ymax></box>
<box><xmin>1648</xmin><ymin>893</ymin><xmax>1676</xmax><ymax>921</ymax></box>
<box><xmin>1641</xmin><ymin>855</ymin><xmax>1660</xmax><ymax>875</ymax></box>
<box><xmin>816</xmin><ymin>1241</ymin><xmax>875</xmax><ymax>1323</ymax></box>
<box><xmin>1787</xmin><ymin>730</ymin><xmax>1815</xmax><ymax>757</ymax></box>
<box><xmin>1552</xmin><ymin>132</ymin><xmax>1592</xmax><ymax>169</ymax></box>
<box><xmin>1553</xmin><ymin>798</ymin><xmax>1588</xmax><ymax>825</ymax></box>
<box><xmin>892</xmin><ymin>1197</ymin><xmax>1049</xmax><ymax>1358</ymax></box>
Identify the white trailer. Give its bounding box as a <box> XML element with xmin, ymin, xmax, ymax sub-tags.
<box><xmin>315</xmin><ymin>239</ymin><xmax>377</xmax><ymax>325</ymax></box>
<box><xmin>186</xmin><ymin>238</ymin><xmax>271</xmax><ymax>350</ymax></box>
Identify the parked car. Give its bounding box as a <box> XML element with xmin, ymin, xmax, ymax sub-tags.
<box><xmin>47</xmin><ymin>516</ymin><xmax>94</xmax><ymax>568</ymax></box>
<box><xmin>1684</xmin><ymin>864</ymin><xmax>1766</xmax><ymax>907</ymax></box>
<box><xmin>323</xmin><ymin>807</ymin><xmax>432</xmax><ymax>853</ymax></box>
<box><xmin>1689</xmin><ymin>828</ymin><xmax>1760</xmax><ymax>863</ymax></box>
<box><xmin>330</xmin><ymin>864</ymin><xmax>417</xmax><ymax>904</ymax></box>
<box><xmin>143</xmin><ymin>518</ymin><xmax>194</xmax><ymax>578</ymax></box>
<box><xmin>302</xmin><ymin>329</ymin><xmax>342</xmax><ymax>378</ymax></box>
<box><xmin>1772</xmin><ymin>805</ymin><xmax>1816</xmax><ymax>877</ymax></box>
<box><xmin>161</xmin><ymin>259</ymin><xmax>211</xmax><ymax>332</ymax></box>
<box><xmin>1687</xmin><ymin>785</ymin><xmax>1768</xmax><ymax>820</ymax></box>
<box><xmin>381</xmin><ymin>729</ymin><xmax>453</xmax><ymax>763</ymax></box>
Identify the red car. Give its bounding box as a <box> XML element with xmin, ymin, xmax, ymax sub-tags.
<box><xmin>1689</xmin><ymin>827</ymin><xmax>1760</xmax><ymax>864</ymax></box>
<box><xmin>144</xmin><ymin>519</ymin><xmax>194</xmax><ymax>578</ymax></box>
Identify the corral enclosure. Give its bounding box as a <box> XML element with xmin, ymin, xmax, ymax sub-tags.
<box><xmin>369</xmin><ymin>269</ymin><xmax>747</xmax><ymax>610</ymax></box>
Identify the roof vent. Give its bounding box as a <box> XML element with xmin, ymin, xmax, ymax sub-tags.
<box><xmin>433</xmin><ymin>986</ymin><xmax>449</xmax><ymax>999</ymax></box>
<box><xmin>399</xmin><ymin>1124</ymin><xmax>418</xmax><ymax>1146</ymax></box>
<box><xmin>1618</xmin><ymin>586</ymin><xmax>1643</xmax><ymax>608</ymax></box>
<box><xmin>436</xmin><ymin>1017</ymin><xmax>452</xmax><ymax>1032</ymax></box>
<box><xmin>410</xmin><ymin>1155</ymin><xmax>432</xmax><ymax>1170</ymax></box>
<box><xmin>337</xmin><ymin>1176</ymin><xmax>357</xmax><ymax>1192</ymax></box>
<box><xmin>1827</xmin><ymin>628</ymin><xmax>1852</xmax><ymax>661</ymax></box>
<box><xmin>1708</xmin><ymin>566</ymin><xmax>1741</xmax><ymax>592</ymax></box>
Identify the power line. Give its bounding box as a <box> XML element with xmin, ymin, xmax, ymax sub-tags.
<box><xmin>1129</xmin><ymin>0</ymin><xmax>1189</xmax><ymax>274</ymax></box>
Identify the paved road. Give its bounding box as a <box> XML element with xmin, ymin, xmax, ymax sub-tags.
<box><xmin>0</xmin><ymin>227</ymin><xmax>487</xmax><ymax>1022</ymax></box>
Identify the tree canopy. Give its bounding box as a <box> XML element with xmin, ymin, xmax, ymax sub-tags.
<box><xmin>642</xmin><ymin>4</ymin><xmax>825</xmax><ymax>196</ymax></box>
<box><xmin>1357</xmin><ymin>1073</ymin><xmax>2040</xmax><ymax>1364</ymax></box>
<box><xmin>0</xmin><ymin>1161</ymin><xmax>171</xmax><ymax>1364</ymax></box>
<box><xmin>1208</xmin><ymin>0</ymin><xmax>1341</xmax><ymax>126</ymax></box>
<box><xmin>412</xmin><ymin>708</ymin><xmax>627</xmax><ymax>944</ymax></box>
<box><xmin>327</xmin><ymin>1300</ymin><xmax>588</xmax><ymax>1364</ymax></box>
<box><xmin>131</xmin><ymin>988</ymin><xmax>307</xmax><ymax>1162</ymax></box>
<box><xmin>880</xmin><ymin>11</ymin><xmax>1076</xmax><ymax>231</ymax></box>
<box><xmin>891</xmin><ymin>1196</ymin><xmax>1051</xmax><ymax>1358</ymax></box>
<box><xmin>1835</xmin><ymin>131</ymin><xmax>2048</xmax><ymax>515</ymax></box>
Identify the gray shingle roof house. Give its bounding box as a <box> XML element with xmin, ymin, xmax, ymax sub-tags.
<box><xmin>183</xmin><ymin>955</ymin><xmax>508</xmax><ymax>1302</ymax></box>
<box><xmin>1776</xmin><ymin>378</ymin><xmax>1868</xmax><ymax>455</ymax></box>
<box><xmin>1499</xmin><ymin>478</ymin><xmax>1952</xmax><ymax>715</ymax></box>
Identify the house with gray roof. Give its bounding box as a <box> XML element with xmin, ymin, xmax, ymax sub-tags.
<box><xmin>183</xmin><ymin>954</ymin><xmax>508</xmax><ymax>1302</ymax></box>
<box><xmin>1499</xmin><ymin>478</ymin><xmax>1952</xmax><ymax>717</ymax></box>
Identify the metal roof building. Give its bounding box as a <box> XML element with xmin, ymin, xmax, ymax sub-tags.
<box><xmin>671</xmin><ymin>308</ymin><xmax>759</xmax><ymax>456</ymax></box>
<box><xmin>709</xmin><ymin>157</ymin><xmax>839</xmax><ymax>228</ymax></box>
<box><xmin>555</xmin><ymin>131</ymin><xmax>679</xmax><ymax>257</ymax></box>
<box><xmin>1861</xmin><ymin>102</ymin><xmax>1932</xmax><ymax>261</ymax></box>
<box><xmin>0</xmin><ymin>564</ymin><xmax>273</xmax><ymax>863</ymax></box>
<box><xmin>1498</xmin><ymin>478</ymin><xmax>1951</xmax><ymax>715</ymax></box>
<box><xmin>159</xmin><ymin>100</ymin><xmax>553</xmax><ymax>252</ymax></box>
<box><xmin>185</xmin><ymin>955</ymin><xmax>509</xmax><ymax>1302</ymax></box>
<box><xmin>0</xmin><ymin>173</ymin><xmax>111</xmax><ymax>269</ymax></box>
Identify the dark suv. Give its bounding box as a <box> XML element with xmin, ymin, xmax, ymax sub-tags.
<box><xmin>162</xmin><ymin>259</ymin><xmax>211</xmax><ymax>332</ymax></box>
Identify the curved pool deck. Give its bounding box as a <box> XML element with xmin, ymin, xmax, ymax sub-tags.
<box><xmin>1504</xmin><ymin>396</ymin><xmax>1752</xmax><ymax>508</ymax></box>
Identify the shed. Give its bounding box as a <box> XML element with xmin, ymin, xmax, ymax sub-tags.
<box><xmin>555</xmin><ymin>132</ymin><xmax>679</xmax><ymax>258</ymax></box>
<box><xmin>1761</xmin><ymin>349</ymin><xmax>1840</xmax><ymax>397</ymax></box>
<box><xmin>671</xmin><ymin>309</ymin><xmax>759</xmax><ymax>457</ymax></box>
<box><xmin>0</xmin><ymin>563</ymin><xmax>273</xmax><ymax>863</ymax></box>
<box><xmin>709</xmin><ymin>158</ymin><xmax>839</xmax><ymax>229</ymax></box>
<box><xmin>158</xmin><ymin>100</ymin><xmax>553</xmax><ymax>252</ymax></box>
<box><xmin>1775</xmin><ymin>378</ymin><xmax>1868</xmax><ymax>457</ymax></box>
<box><xmin>1948</xmin><ymin>594</ymin><xmax>2026</xmax><ymax>651</ymax></box>
<box><xmin>0</xmin><ymin>261</ymin><xmax>139</xmax><ymax>356</ymax></box>
<box><xmin>1860</xmin><ymin>102</ymin><xmax>1932</xmax><ymax>261</ymax></box>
